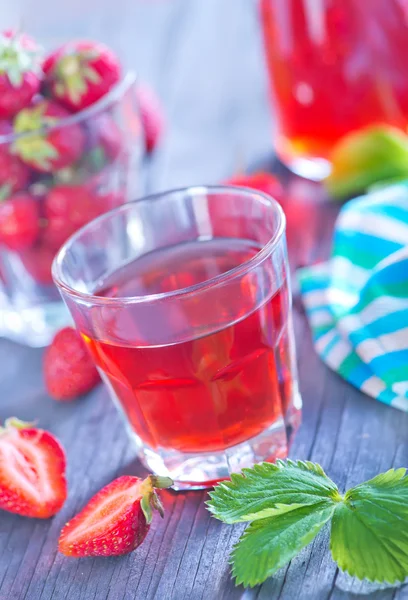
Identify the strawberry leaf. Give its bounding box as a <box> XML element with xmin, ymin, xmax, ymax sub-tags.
<box><xmin>231</xmin><ymin>502</ymin><xmax>335</xmax><ymax>587</ymax></box>
<box><xmin>83</xmin><ymin>65</ymin><xmax>101</xmax><ymax>85</ymax></box>
<box><xmin>207</xmin><ymin>460</ymin><xmax>340</xmax><ymax>524</ymax></box>
<box><xmin>330</xmin><ymin>468</ymin><xmax>408</xmax><ymax>583</ymax></box>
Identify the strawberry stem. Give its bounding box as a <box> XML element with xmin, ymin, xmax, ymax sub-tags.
<box><xmin>4</xmin><ymin>417</ymin><xmax>36</xmax><ymax>429</ymax></box>
<box><xmin>139</xmin><ymin>474</ymin><xmax>173</xmax><ymax>524</ymax></box>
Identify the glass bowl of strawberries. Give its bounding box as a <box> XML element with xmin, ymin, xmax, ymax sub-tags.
<box><xmin>0</xmin><ymin>31</ymin><xmax>145</xmax><ymax>347</ymax></box>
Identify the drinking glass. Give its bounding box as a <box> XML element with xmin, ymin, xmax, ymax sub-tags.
<box><xmin>53</xmin><ymin>186</ymin><xmax>302</xmax><ymax>489</ymax></box>
<box><xmin>260</xmin><ymin>0</ymin><xmax>408</xmax><ymax>180</ymax></box>
<box><xmin>0</xmin><ymin>73</ymin><xmax>142</xmax><ymax>347</ymax></box>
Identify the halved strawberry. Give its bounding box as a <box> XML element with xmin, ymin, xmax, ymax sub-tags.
<box><xmin>59</xmin><ymin>474</ymin><xmax>173</xmax><ymax>557</ymax></box>
<box><xmin>0</xmin><ymin>417</ymin><xmax>67</xmax><ymax>518</ymax></box>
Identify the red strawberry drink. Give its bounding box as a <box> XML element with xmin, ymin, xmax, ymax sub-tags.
<box><xmin>0</xmin><ymin>31</ymin><xmax>142</xmax><ymax>347</ymax></box>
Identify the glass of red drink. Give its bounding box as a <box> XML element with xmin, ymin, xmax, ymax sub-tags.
<box><xmin>53</xmin><ymin>186</ymin><xmax>301</xmax><ymax>489</ymax></box>
<box><xmin>260</xmin><ymin>0</ymin><xmax>408</xmax><ymax>180</ymax></box>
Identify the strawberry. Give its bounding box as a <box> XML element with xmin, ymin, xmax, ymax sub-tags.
<box><xmin>12</xmin><ymin>98</ymin><xmax>85</xmax><ymax>173</ymax></box>
<box><xmin>0</xmin><ymin>31</ymin><xmax>43</xmax><ymax>119</ymax></box>
<box><xmin>43</xmin><ymin>40</ymin><xmax>121</xmax><ymax>112</ymax></box>
<box><xmin>44</xmin><ymin>326</ymin><xmax>100</xmax><ymax>401</ymax></box>
<box><xmin>225</xmin><ymin>172</ymin><xmax>283</xmax><ymax>201</ymax></box>
<box><xmin>136</xmin><ymin>84</ymin><xmax>164</xmax><ymax>153</ymax></box>
<box><xmin>0</xmin><ymin>120</ymin><xmax>30</xmax><ymax>193</ymax></box>
<box><xmin>87</xmin><ymin>112</ymin><xmax>122</xmax><ymax>164</ymax></box>
<box><xmin>42</xmin><ymin>184</ymin><xmax>100</xmax><ymax>250</ymax></box>
<box><xmin>0</xmin><ymin>192</ymin><xmax>39</xmax><ymax>251</ymax></box>
<box><xmin>0</xmin><ymin>417</ymin><xmax>67</xmax><ymax>518</ymax></box>
<box><xmin>20</xmin><ymin>242</ymin><xmax>55</xmax><ymax>284</ymax></box>
<box><xmin>59</xmin><ymin>474</ymin><xmax>173</xmax><ymax>557</ymax></box>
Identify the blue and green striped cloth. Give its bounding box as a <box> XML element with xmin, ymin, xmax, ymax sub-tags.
<box><xmin>298</xmin><ymin>183</ymin><xmax>408</xmax><ymax>411</ymax></box>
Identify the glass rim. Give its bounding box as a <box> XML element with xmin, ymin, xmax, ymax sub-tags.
<box><xmin>0</xmin><ymin>71</ymin><xmax>137</xmax><ymax>146</ymax></box>
<box><xmin>52</xmin><ymin>184</ymin><xmax>286</xmax><ymax>306</ymax></box>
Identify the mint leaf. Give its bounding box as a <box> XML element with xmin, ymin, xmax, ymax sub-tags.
<box><xmin>330</xmin><ymin>468</ymin><xmax>408</xmax><ymax>583</ymax></box>
<box><xmin>231</xmin><ymin>502</ymin><xmax>335</xmax><ymax>587</ymax></box>
<box><xmin>207</xmin><ymin>462</ymin><xmax>408</xmax><ymax>588</ymax></box>
<box><xmin>207</xmin><ymin>459</ymin><xmax>340</xmax><ymax>523</ymax></box>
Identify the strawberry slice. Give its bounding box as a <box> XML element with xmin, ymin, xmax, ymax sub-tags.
<box><xmin>0</xmin><ymin>417</ymin><xmax>67</xmax><ymax>518</ymax></box>
<box><xmin>59</xmin><ymin>474</ymin><xmax>173</xmax><ymax>557</ymax></box>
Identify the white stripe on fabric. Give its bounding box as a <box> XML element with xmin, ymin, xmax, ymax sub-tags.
<box><xmin>324</xmin><ymin>338</ymin><xmax>351</xmax><ymax>369</ymax></box>
<box><xmin>360</xmin><ymin>376</ymin><xmax>387</xmax><ymax>397</ymax></box>
<box><xmin>339</xmin><ymin>211</ymin><xmax>408</xmax><ymax>245</ymax></box>
<box><xmin>303</xmin><ymin>288</ymin><xmax>357</xmax><ymax>309</ymax></box>
<box><xmin>309</xmin><ymin>310</ymin><xmax>333</xmax><ymax>327</ymax></box>
<box><xmin>354</xmin><ymin>329</ymin><xmax>408</xmax><ymax>364</ymax></box>
<box><xmin>391</xmin><ymin>396</ymin><xmax>408</xmax><ymax>411</ymax></box>
<box><xmin>330</xmin><ymin>255</ymin><xmax>370</xmax><ymax>286</ymax></box>
<box><xmin>339</xmin><ymin>296</ymin><xmax>408</xmax><ymax>330</ymax></box>
<box><xmin>354</xmin><ymin>339</ymin><xmax>383</xmax><ymax>363</ymax></box>
<box><xmin>315</xmin><ymin>329</ymin><xmax>337</xmax><ymax>354</ymax></box>
<box><xmin>392</xmin><ymin>382</ymin><xmax>408</xmax><ymax>396</ymax></box>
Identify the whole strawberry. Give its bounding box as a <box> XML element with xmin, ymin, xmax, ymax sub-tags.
<box><xmin>0</xmin><ymin>417</ymin><xmax>67</xmax><ymax>518</ymax></box>
<box><xmin>225</xmin><ymin>172</ymin><xmax>283</xmax><ymax>201</ymax></box>
<box><xmin>0</xmin><ymin>30</ymin><xmax>42</xmax><ymax>119</ymax></box>
<box><xmin>59</xmin><ymin>474</ymin><xmax>173</xmax><ymax>557</ymax></box>
<box><xmin>0</xmin><ymin>121</ymin><xmax>29</xmax><ymax>193</ymax></box>
<box><xmin>44</xmin><ymin>326</ymin><xmax>100</xmax><ymax>401</ymax></box>
<box><xmin>136</xmin><ymin>84</ymin><xmax>164</xmax><ymax>153</ymax></box>
<box><xmin>42</xmin><ymin>184</ymin><xmax>100</xmax><ymax>250</ymax></box>
<box><xmin>86</xmin><ymin>111</ymin><xmax>122</xmax><ymax>171</ymax></box>
<box><xmin>12</xmin><ymin>98</ymin><xmax>85</xmax><ymax>172</ymax></box>
<box><xmin>20</xmin><ymin>242</ymin><xmax>55</xmax><ymax>285</ymax></box>
<box><xmin>43</xmin><ymin>40</ymin><xmax>121</xmax><ymax>112</ymax></box>
<box><xmin>0</xmin><ymin>192</ymin><xmax>39</xmax><ymax>251</ymax></box>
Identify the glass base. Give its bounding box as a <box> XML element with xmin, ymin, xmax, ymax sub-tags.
<box><xmin>278</xmin><ymin>153</ymin><xmax>331</xmax><ymax>182</ymax></box>
<box><xmin>126</xmin><ymin>393</ymin><xmax>302</xmax><ymax>490</ymax></box>
<box><xmin>0</xmin><ymin>296</ymin><xmax>72</xmax><ymax>347</ymax></box>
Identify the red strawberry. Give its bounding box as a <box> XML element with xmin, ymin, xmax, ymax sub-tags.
<box><xmin>87</xmin><ymin>112</ymin><xmax>122</xmax><ymax>167</ymax></box>
<box><xmin>0</xmin><ymin>120</ymin><xmax>30</xmax><ymax>193</ymax></box>
<box><xmin>42</xmin><ymin>184</ymin><xmax>100</xmax><ymax>250</ymax></box>
<box><xmin>136</xmin><ymin>84</ymin><xmax>164</xmax><ymax>153</ymax></box>
<box><xmin>43</xmin><ymin>40</ymin><xmax>121</xmax><ymax>112</ymax></box>
<box><xmin>59</xmin><ymin>474</ymin><xmax>173</xmax><ymax>557</ymax></box>
<box><xmin>0</xmin><ymin>31</ymin><xmax>42</xmax><ymax>119</ymax></box>
<box><xmin>44</xmin><ymin>326</ymin><xmax>100</xmax><ymax>401</ymax></box>
<box><xmin>0</xmin><ymin>192</ymin><xmax>39</xmax><ymax>251</ymax></box>
<box><xmin>0</xmin><ymin>417</ymin><xmax>67</xmax><ymax>518</ymax></box>
<box><xmin>12</xmin><ymin>98</ymin><xmax>85</xmax><ymax>172</ymax></box>
<box><xmin>20</xmin><ymin>242</ymin><xmax>55</xmax><ymax>284</ymax></box>
<box><xmin>225</xmin><ymin>172</ymin><xmax>283</xmax><ymax>201</ymax></box>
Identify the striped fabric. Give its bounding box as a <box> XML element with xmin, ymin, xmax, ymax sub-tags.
<box><xmin>298</xmin><ymin>183</ymin><xmax>408</xmax><ymax>411</ymax></box>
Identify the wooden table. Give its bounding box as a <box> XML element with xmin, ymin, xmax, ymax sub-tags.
<box><xmin>2</xmin><ymin>2</ymin><xmax>408</xmax><ymax>599</ymax></box>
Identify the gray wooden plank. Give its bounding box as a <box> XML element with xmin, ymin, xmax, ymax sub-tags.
<box><xmin>1</xmin><ymin>1</ymin><xmax>408</xmax><ymax>599</ymax></box>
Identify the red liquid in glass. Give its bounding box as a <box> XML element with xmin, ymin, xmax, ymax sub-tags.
<box><xmin>260</xmin><ymin>0</ymin><xmax>408</xmax><ymax>160</ymax></box>
<box><xmin>83</xmin><ymin>239</ymin><xmax>294</xmax><ymax>454</ymax></box>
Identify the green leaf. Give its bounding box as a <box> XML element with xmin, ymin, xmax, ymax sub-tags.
<box><xmin>231</xmin><ymin>502</ymin><xmax>335</xmax><ymax>587</ymax></box>
<box><xmin>83</xmin><ymin>65</ymin><xmax>101</xmax><ymax>84</ymax></box>
<box><xmin>330</xmin><ymin>468</ymin><xmax>408</xmax><ymax>584</ymax></box>
<box><xmin>325</xmin><ymin>125</ymin><xmax>408</xmax><ymax>199</ymax></box>
<box><xmin>207</xmin><ymin>460</ymin><xmax>341</xmax><ymax>524</ymax></box>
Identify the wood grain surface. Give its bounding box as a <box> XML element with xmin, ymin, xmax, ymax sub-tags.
<box><xmin>1</xmin><ymin>1</ymin><xmax>408</xmax><ymax>599</ymax></box>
